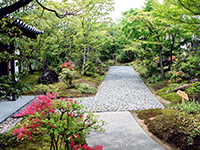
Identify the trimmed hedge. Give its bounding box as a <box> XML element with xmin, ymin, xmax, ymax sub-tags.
<box><xmin>148</xmin><ymin>111</ymin><xmax>200</xmax><ymax>150</ymax></box>
<box><xmin>136</xmin><ymin>108</ymin><xmax>162</xmax><ymax>120</ymax></box>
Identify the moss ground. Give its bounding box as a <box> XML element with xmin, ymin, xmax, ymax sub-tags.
<box><xmin>22</xmin><ymin>71</ymin><xmax>106</xmax><ymax>98</ymax></box>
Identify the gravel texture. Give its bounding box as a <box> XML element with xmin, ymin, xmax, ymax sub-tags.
<box><xmin>78</xmin><ymin>66</ymin><xmax>164</xmax><ymax>112</ymax></box>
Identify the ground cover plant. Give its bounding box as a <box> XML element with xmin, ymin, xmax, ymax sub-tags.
<box><xmin>22</xmin><ymin>68</ymin><xmax>106</xmax><ymax>98</ymax></box>
<box><xmin>136</xmin><ymin>108</ymin><xmax>200</xmax><ymax>150</ymax></box>
<box><xmin>0</xmin><ymin>92</ymin><xmax>106</xmax><ymax>150</ymax></box>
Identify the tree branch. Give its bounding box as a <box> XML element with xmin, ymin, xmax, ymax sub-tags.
<box><xmin>177</xmin><ymin>0</ymin><xmax>199</xmax><ymax>15</ymax></box>
<box><xmin>35</xmin><ymin>0</ymin><xmax>78</xmax><ymax>18</ymax></box>
<box><xmin>0</xmin><ymin>0</ymin><xmax>33</xmax><ymax>19</ymax></box>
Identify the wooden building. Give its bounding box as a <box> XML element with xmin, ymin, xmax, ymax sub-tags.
<box><xmin>0</xmin><ymin>16</ymin><xmax>43</xmax><ymax>100</ymax></box>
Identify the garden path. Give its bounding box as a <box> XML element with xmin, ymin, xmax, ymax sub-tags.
<box><xmin>81</xmin><ymin>66</ymin><xmax>166</xmax><ymax>150</ymax></box>
<box><xmin>79</xmin><ymin>66</ymin><xmax>164</xmax><ymax>112</ymax></box>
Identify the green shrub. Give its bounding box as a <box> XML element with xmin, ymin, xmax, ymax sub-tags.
<box><xmin>118</xmin><ymin>50</ymin><xmax>135</xmax><ymax>63</ymax></box>
<box><xmin>0</xmin><ymin>122</ymin><xmax>23</xmax><ymax>149</ymax></box>
<box><xmin>148</xmin><ymin>80</ymin><xmax>169</xmax><ymax>91</ymax></box>
<box><xmin>187</xmin><ymin>82</ymin><xmax>200</xmax><ymax>101</ymax></box>
<box><xmin>75</xmin><ymin>83</ymin><xmax>95</xmax><ymax>94</ymax></box>
<box><xmin>136</xmin><ymin>108</ymin><xmax>163</xmax><ymax>120</ymax></box>
<box><xmin>171</xmin><ymin>101</ymin><xmax>200</xmax><ymax>114</ymax></box>
<box><xmin>148</xmin><ymin>111</ymin><xmax>200</xmax><ymax>150</ymax></box>
<box><xmin>106</xmin><ymin>59</ymin><xmax>115</xmax><ymax>66</ymax></box>
<box><xmin>147</xmin><ymin>74</ymin><xmax>163</xmax><ymax>84</ymax></box>
<box><xmin>84</xmin><ymin>61</ymin><xmax>95</xmax><ymax>76</ymax></box>
<box><xmin>59</xmin><ymin>68</ymin><xmax>77</xmax><ymax>87</ymax></box>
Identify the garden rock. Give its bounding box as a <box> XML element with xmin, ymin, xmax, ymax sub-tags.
<box><xmin>38</xmin><ymin>70</ymin><xmax>58</xmax><ymax>84</ymax></box>
<box><xmin>173</xmin><ymin>78</ymin><xmax>200</xmax><ymax>92</ymax></box>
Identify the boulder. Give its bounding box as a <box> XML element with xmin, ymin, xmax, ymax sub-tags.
<box><xmin>38</xmin><ymin>70</ymin><xmax>58</xmax><ymax>84</ymax></box>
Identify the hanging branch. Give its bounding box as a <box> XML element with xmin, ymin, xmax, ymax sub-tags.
<box><xmin>35</xmin><ymin>0</ymin><xmax>79</xmax><ymax>18</ymax></box>
<box><xmin>177</xmin><ymin>0</ymin><xmax>200</xmax><ymax>15</ymax></box>
<box><xmin>0</xmin><ymin>0</ymin><xmax>88</xmax><ymax>19</ymax></box>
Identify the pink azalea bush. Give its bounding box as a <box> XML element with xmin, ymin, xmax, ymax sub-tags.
<box><xmin>168</xmin><ymin>71</ymin><xmax>182</xmax><ymax>83</ymax></box>
<box><xmin>13</xmin><ymin>92</ymin><xmax>105</xmax><ymax>150</ymax></box>
<box><xmin>60</xmin><ymin>62</ymin><xmax>74</xmax><ymax>69</ymax></box>
<box><xmin>59</xmin><ymin>62</ymin><xmax>76</xmax><ymax>87</ymax></box>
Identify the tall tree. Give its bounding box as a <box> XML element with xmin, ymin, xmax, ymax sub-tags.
<box><xmin>69</xmin><ymin>0</ymin><xmax>114</xmax><ymax>75</ymax></box>
<box><xmin>152</xmin><ymin>0</ymin><xmax>200</xmax><ymax>36</ymax></box>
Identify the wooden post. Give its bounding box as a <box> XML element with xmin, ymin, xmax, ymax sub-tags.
<box><xmin>8</xmin><ymin>43</ymin><xmax>16</xmax><ymax>101</ymax></box>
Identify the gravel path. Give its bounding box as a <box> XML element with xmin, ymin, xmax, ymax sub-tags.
<box><xmin>79</xmin><ymin>66</ymin><xmax>164</xmax><ymax>112</ymax></box>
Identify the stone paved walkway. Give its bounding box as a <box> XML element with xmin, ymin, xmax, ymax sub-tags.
<box><xmin>0</xmin><ymin>96</ymin><xmax>35</xmax><ymax>123</ymax></box>
<box><xmin>84</xmin><ymin>66</ymin><xmax>166</xmax><ymax>150</ymax></box>
<box><xmin>79</xmin><ymin>66</ymin><xmax>164</xmax><ymax>112</ymax></box>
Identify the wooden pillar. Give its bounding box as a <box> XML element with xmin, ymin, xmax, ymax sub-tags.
<box><xmin>8</xmin><ymin>43</ymin><xmax>16</xmax><ymax>101</ymax></box>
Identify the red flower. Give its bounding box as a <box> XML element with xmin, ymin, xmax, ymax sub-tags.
<box><xmin>80</xmin><ymin>114</ymin><xmax>83</xmax><ymax>119</ymax></box>
<box><xmin>69</xmin><ymin>112</ymin><xmax>72</xmax><ymax>117</ymax></box>
<box><xmin>75</xmin><ymin>134</ymin><xmax>80</xmax><ymax>139</ymax></box>
<box><xmin>52</xmin><ymin>125</ymin><xmax>56</xmax><ymax>128</ymax></box>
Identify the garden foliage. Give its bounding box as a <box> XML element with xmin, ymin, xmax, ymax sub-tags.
<box><xmin>59</xmin><ymin>62</ymin><xmax>77</xmax><ymax>87</ymax></box>
<box><xmin>12</xmin><ymin>92</ymin><xmax>105</xmax><ymax>150</ymax></box>
<box><xmin>148</xmin><ymin>111</ymin><xmax>200</xmax><ymax>150</ymax></box>
<box><xmin>75</xmin><ymin>83</ymin><xmax>95</xmax><ymax>94</ymax></box>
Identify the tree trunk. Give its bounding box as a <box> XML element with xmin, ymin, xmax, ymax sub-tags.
<box><xmin>158</xmin><ymin>45</ymin><xmax>165</xmax><ymax>78</ymax></box>
<box><xmin>9</xmin><ymin>43</ymin><xmax>16</xmax><ymax>100</ymax></box>
<box><xmin>82</xmin><ymin>40</ymin><xmax>87</xmax><ymax>75</ymax></box>
<box><xmin>169</xmin><ymin>36</ymin><xmax>175</xmax><ymax>71</ymax></box>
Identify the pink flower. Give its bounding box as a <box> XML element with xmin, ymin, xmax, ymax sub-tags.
<box><xmin>49</xmin><ymin>109</ymin><xmax>55</xmax><ymax>114</ymax></box>
<box><xmin>17</xmin><ymin>134</ymin><xmax>22</xmax><ymax>139</ymax></box>
<box><xmin>69</xmin><ymin>112</ymin><xmax>72</xmax><ymax>117</ymax></box>
<box><xmin>80</xmin><ymin>114</ymin><xmax>83</xmax><ymax>119</ymax></box>
<box><xmin>176</xmin><ymin>79</ymin><xmax>180</xmax><ymax>82</ymax></box>
<box><xmin>52</xmin><ymin>125</ymin><xmax>56</xmax><ymax>128</ymax></box>
<box><xmin>70</xmin><ymin>137</ymin><xmax>73</xmax><ymax>140</ymax></box>
<box><xmin>42</xmin><ymin>112</ymin><xmax>45</xmax><ymax>116</ymax></box>
<box><xmin>75</xmin><ymin>134</ymin><xmax>80</xmax><ymax>139</ymax></box>
<box><xmin>47</xmin><ymin>122</ymin><xmax>50</xmax><ymax>125</ymax></box>
<box><xmin>94</xmin><ymin>145</ymin><xmax>103</xmax><ymax>150</ymax></box>
<box><xmin>70</xmin><ymin>141</ymin><xmax>75</xmax><ymax>148</ymax></box>
<box><xmin>27</xmin><ymin>136</ymin><xmax>31</xmax><ymax>140</ymax></box>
